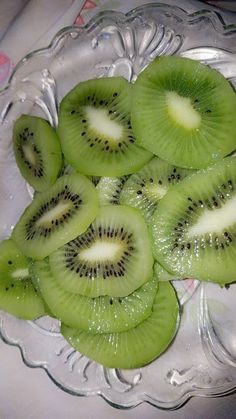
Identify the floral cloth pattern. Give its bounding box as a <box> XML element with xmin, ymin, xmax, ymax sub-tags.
<box><xmin>0</xmin><ymin>51</ymin><xmax>12</xmax><ymax>84</ymax></box>
<box><xmin>74</xmin><ymin>0</ymin><xmax>97</xmax><ymax>26</ymax></box>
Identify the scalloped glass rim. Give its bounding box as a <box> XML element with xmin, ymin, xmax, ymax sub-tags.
<box><xmin>0</xmin><ymin>2</ymin><xmax>236</xmax><ymax>411</ymax></box>
<box><xmin>1</xmin><ymin>1</ymin><xmax>236</xmax><ymax>96</ymax></box>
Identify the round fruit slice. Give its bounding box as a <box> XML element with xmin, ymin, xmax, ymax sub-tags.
<box><xmin>49</xmin><ymin>205</ymin><xmax>154</xmax><ymax>297</ymax></box>
<box><xmin>0</xmin><ymin>239</ymin><xmax>45</xmax><ymax>319</ymax></box>
<box><xmin>151</xmin><ymin>157</ymin><xmax>236</xmax><ymax>284</ymax></box>
<box><xmin>131</xmin><ymin>56</ymin><xmax>236</xmax><ymax>169</ymax></box>
<box><xmin>120</xmin><ymin>157</ymin><xmax>193</xmax><ymax>221</ymax></box>
<box><xmin>12</xmin><ymin>173</ymin><xmax>99</xmax><ymax>260</ymax></box>
<box><xmin>32</xmin><ymin>259</ymin><xmax>158</xmax><ymax>333</ymax></box>
<box><xmin>61</xmin><ymin>281</ymin><xmax>179</xmax><ymax>369</ymax></box>
<box><xmin>154</xmin><ymin>261</ymin><xmax>177</xmax><ymax>282</ymax></box>
<box><xmin>13</xmin><ymin>114</ymin><xmax>62</xmax><ymax>191</ymax></box>
<box><xmin>96</xmin><ymin>175</ymin><xmax>129</xmax><ymax>205</ymax></box>
<box><xmin>57</xmin><ymin>77</ymin><xmax>152</xmax><ymax>176</ymax></box>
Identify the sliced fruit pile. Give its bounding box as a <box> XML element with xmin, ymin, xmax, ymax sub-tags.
<box><xmin>0</xmin><ymin>56</ymin><xmax>236</xmax><ymax>370</ymax></box>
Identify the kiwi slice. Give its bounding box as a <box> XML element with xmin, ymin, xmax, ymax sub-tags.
<box><xmin>61</xmin><ymin>281</ymin><xmax>179</xmax><ymax>369</ymax></box>
<box><xmin>59</xmin><ymin>162</ymin><xmax>75</xmax><ymax>176</ymax></box>
<box><xmin>57</xmin><ymin>77</ymin><xmax>152</xmax><ymax>176</ymax></box>
<box><xmin>120</xmin><ymin>157</ymin><xmax>193</xmax><ymax>222</ymax></box>
<box><xmin>13</xmin><ymin>115</ymin><xmax>62</xmax><ymax>191</ymax></box>
<box><xmin>0</xmin><ymin>239</ymin><xmax>45</xmax><ymax>319</ymax></box>
<box><xmin>12</xmin><ymin>173</ymin><xmax>99</xmax><ymax>260</ymax></box>
<box><xmin>96</xmin><ymin>175</ymin><xmax>129</xmax><ymax>205</ymax></box>
<box><xmin>151</xmin><ymin>157</ymin><xmax>236</xmax><ymax>284</ymax></box>
<box><xmin>154</xmin><ymin>261</ymin><xmax>177</xmax><ymax>282</ymax></box>
<box><xmin>49</xmin><ymin>205</ymin><xmax>154</xmax><ymax>297</ymax></box>
<box><xmin>131</xmin><ymin>56</ymin><xmax>236</xmax><ymax>169</ymax></box>
<box><xmin>32</xmin><ymin>258</ymin><xmax>158</xmax><ymax>333</ymax></box>
<box><xmin>89</xmin><ymin>176</ymin><xmax>101</xmax><ymax>187</ymax></box>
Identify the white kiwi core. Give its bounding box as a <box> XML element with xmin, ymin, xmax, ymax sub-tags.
<box><xmin>85</xmin><ymin>106</ymin><xmax>123</xmax><ymax>141</ymax></box>
<box><xmin>145</xmin><ymin>183</ymin><xmax>167</xmax><ymax>200</ymax></box>
<box><xmin>12</xmin><ymin>268</ymin><xmax>29</xmax><ymax>279</ymax></box>
<box><xmin>79</xmin><ymin>241</ymin><xmax>123</xmax><ymax>262</ymax></box>
<box><xmin>36</xmin><ymin>202</ymin><xmax>72</xmax><ymax>227</ymax></box>
<box><xmin>23</xmin><ymin>144</ymin><xmax>37</xmax><ymax>165</ymax></box>
<box><xmin>187</xmin><ymin>195</ymin><xmax>236</xmax><ymax>237</ymax></box>
<box><xmin>166</xmin><ymin>92</ymin><xmax>201</xmax><ymax>130</ymax></box>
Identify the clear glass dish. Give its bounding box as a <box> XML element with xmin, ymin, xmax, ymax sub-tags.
<box><xmin>0</xmin><ymin>3</ymin><xmax>236</xmax><ymax>410</ymax></box>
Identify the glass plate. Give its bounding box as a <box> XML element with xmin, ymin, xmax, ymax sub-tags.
<box><xmin>0</xmin><ymin>3</ymin><xmax>236</xmax><ymax>410</ymax></box>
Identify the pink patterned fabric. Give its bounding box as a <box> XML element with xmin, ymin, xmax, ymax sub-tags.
<box><xmin>0</xmin><ymin>52</ymin><xmax>11</xmax><ymax>84</ymax></box>
<box><xmin>74</xmin><ymin>14</ymin><xmax>85</xmax><ymax>25</ymax></box>
<box><xmin>83</xmin><ymin>0</ymin><xmax>97</xmax><ymax>9</ymax></box>
<box><xmin>74</xmin><ymin>0</ymin><xmax>97</xmax><ymax>26</ymax></box>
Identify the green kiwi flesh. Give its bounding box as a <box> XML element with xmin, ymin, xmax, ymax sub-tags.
<box><xmin>32</xmin><ymin>258</ymin><xmax>158</xmax><ymax>333</ymax></box>
<box><xmin>96</xmin><ymin>175</ymin><xmax>129</xmax><ymax>205</ymax></box>
<box><xmin>12</xmin><ymin>173</ymin><xmax>99</xmax><ymax>260</ymax></box>
<box><xmin>0</xmin><ymin>240</ymin><xmax>45</xmax><ymax>319</ymax></box>
<box><xmin>131</xmin><ymin>56</ymin><xmax>236</xmax><ymax>169</ymax></box>
<box><xmin>120</xmin><ymin>157</ymin><xmax>193</xmax><ymax>221</ymax></box>
<box><xmin>49</xmin><ymin>205</ymin><xmax>154</xmax><ymax>297</ymax></box>
<box><xmin>154</xmin><ymin>261</ymin><xmax>178</xmax><ymax>282</ymax></box>
<box><xmin>57</xmin><ymin>77</ymin><xmax>152</xmax><ymax>176</ymax></box>
<box><xmin>13</xmin><ymin>115</ymin><xmax>62</xmax><ymax>191</ymax></box>
<box><xmin>61</xmin><ymin>281</ymin><xmax>179</xmax><ymax>369</ymax></box>
<box><xmin>151</xmin><ymin>157</ymin><xmax>236</xmax><ymax>284</ymax></box>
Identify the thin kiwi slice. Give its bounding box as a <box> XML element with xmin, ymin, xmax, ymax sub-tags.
<box><xmin>154</xmin><ymin>261</ymin><xmax>177</xmax><ymax>282</ymax></box>
<box><xmin>49</xmin><ymin>205</ymin><xmax>154</xmax><ymax>297</ymax></box>
<box><xmin>32</xmin><ymin>258</ymin><xmax>158</xmax><ymax>333</ymax></box>
<box><xmin>131</xmin><ymin>56</ymin><xmax>236</xmax><ymax>169</ymax></box>
<box><xmin>96</xmin><ymin>175</ymin><xmax>129</xmax><ymax>205</ymax></box>
<box><xmin>57</xmin><ymin>77</ymin><xmax>152</xmax><ymax>176</ymax></box>
<box><xmin>0</xmin><ymin>239</ymin><xmax>45</xmax><ymax>319</ymax></box>
<box><xmin>120</xmin><ymin>157</ymin><xmax>193</xmax><ymax>221</ymax></box>
<box><xmin>61</xmin><ymin>281</ymin><xmax>179</xmax><ymax>369</ymax></box>
<box><xmin>151</xmin><ymin>157</ymin><xmax>236</xmax><ymax>284</ymax></box>
<box><xmin>12</xmin><ymin>173</ymin><xmax>99</xmax><ymax>260</ymax></box>
<box><xmin>13</xmin><ymin>115</ymin><xmax>62</xmax><ymax>191</ymax></box>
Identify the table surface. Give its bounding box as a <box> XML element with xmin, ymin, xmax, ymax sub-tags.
<box><xmin>0</xmin><ymin>0</ymin><xmax>236</xmax><ymax>418</ymax></box>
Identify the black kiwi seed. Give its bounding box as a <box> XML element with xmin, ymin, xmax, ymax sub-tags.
<box><xmin>58</xmin><ymin>77</ymin><xmax>153</xmax><ymax>176</ymax></box>
<box><xmin>63</xmin><ymin>224</ymin><xmax>136</xmax><ymax>279</ymax></box>
<box><xmin>49</xmin><ymin>208</ymin><xmax>153</xmax><ymax>298</ymax></box>
<box><xmin>97</xmin><ymin>175</ymin><xmax>129</xmax><ymax>206</ymax></box>
<box><xmin>13</xmin><ymin>115</ymin><xmax>62</xmax><ymax>192</ymax></box>
<box><xmin>132</xmin><ymin>57</ymin><xmax>236</xmax><ymax>170</ymax></box>
<box><xmin>25</xmin><ymin>187</ymin><xmax>82</xmax><ymax>241</ymax></box>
